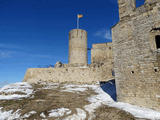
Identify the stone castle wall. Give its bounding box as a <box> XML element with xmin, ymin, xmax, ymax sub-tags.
<box><xmin>112</xmin><ymin>0</ymin><xmax>160</xmax><ymax>111</ymax></box>
<box><xmin>91</xmin><ymin>42</ymin><xmax>113</xmax><ymax>64</ymax></box>
<box><xmin>24</xmin><ymin>63</ymin><xmax>114</xmax><ymax>84</ymax></box>
<box><xmin>24</xmin><ymin>43</ymin><xmax>114</xmax><ymax>84</ymax></box>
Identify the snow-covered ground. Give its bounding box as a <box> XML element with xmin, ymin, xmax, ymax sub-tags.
<box><xmin>64</xmin><ymin>108</ymin><xmax>86</xmax><ymax>120</ymax></box>
<box><xmin>0</xmin><ymin>82</ymin><xmax>160</xmax><ymax>120</ymax></box>
<box><xmin>61</xmin><ymin>84</ymin><xmax>88</xmax><ymax>93</ymax></box>
<box><xmin>0</xmin><ymin>82</ymin><xmax>33</xmax><ymax>100</ymax></box>
<box><xmin>49</xmin><ymin>108</ymin><xmax>71</xmax><ymax>118</ymax></box>
<box><xmin>0</xmin><ymin>107</ymin><xmax>21</xmax><ymax>120</ymax></box>
<box><xmin>88</xmin><ymin>86</ymin><xmax>160</xmax><ymax>120</ymax></box>
<box><xmin>0</xmin><ymin>108</ymin><xmax>37</xmax><ymax>120</ymax></box>
<box><xmin>22</xmin><ymin>111</ymin><xmax>37</xmax><ymax>119</ymax></box>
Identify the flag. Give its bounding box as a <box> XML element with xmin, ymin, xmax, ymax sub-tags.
<box><xmin>77</xmin><ymin>14</ymin><xmax>83</xmax><ymax>19</ymax></box>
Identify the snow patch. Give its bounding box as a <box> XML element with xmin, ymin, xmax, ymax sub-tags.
<box><xmin>62</xmin><ymin>87</ymin><xmax>87</xmax><ymax>93</ymax></box>
<box><xmin>84</xmin><ymin>86</ymin><xmax>113</xmax><ymax>120</ymax></box>
<box><xmin>85</xmin><ymin>85</ymin><xmax>160</xmax><ymax>120</ymax></box>
<box><xmin>61</xmin><ymin>84</ymin><xmax>97</xmax><ymax>93</ymax></box>
<box><xmin>40</xmin><ymin>112</ymin><xmax>46</xmax><ymax>118</ymax></box>
<box><xmin>63</xmin><ymin>108</ymin><xmax>86</xmax><ymax>120</ymax></box>
<box><xmin>79</xmin><ymin>66</ymin><xmax>88</xmax><ymax>68</ymax></box>
<box><xmin>0</xmin><ymin>107</ymin><xmax>21</xmax><ymax>120</ymax></box>
<box><xmin>0</xmin><ymin>82</ymin><xmax>33</xmax><ymax>100</ymax></box>
<box><xmin>22</xmin><ymin>111</ymin><xmax>37</xmax><ymax>118</ymax></box>
<box><xmin>156</xmin><ymin>95</ymin><xmax>160</xmax><ymax>98</ymax></box>
<box><xmin>109</xmin><ymin>102</ymin><xmax>160</xmax><ymax>119</ymax></box>
<box><xmin>48</xmin><ymin>108</ymin><xmax>71</xmax><ymax>118</ymax></box>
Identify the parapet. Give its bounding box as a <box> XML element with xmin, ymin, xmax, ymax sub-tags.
<box><xmin>69</xmin><ymin>29</ymin><xmax>87</xmax><ymax>40</ymax></box>
<box><xmin>118</xmin><ymin>0</ymin><xmax>160</xmax><ymax>21</ymax></box>
<box><xmin>23</xmin><ymin>63</ymin><xmax>114</xmax><ymax>84</ymax></box>
<box><xmin>118</xmin><ymin>0</ymin><xmax>135</xmax><ymax>20</ymax></box>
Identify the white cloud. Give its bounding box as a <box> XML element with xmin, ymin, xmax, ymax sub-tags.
<box><xmin>0</xmin><ymin>43</ymin><xmax>55</xmax><ymax>60</ymax></box>
<box><xmin>104</xmin><ymin>29</ymin><xmax>112</xmax><ymax>40</ymax></box>
<box><xmin>0</xmin><ymin>43</ymin><xmax>21</xmax><ymax>58</ymax></box>
<box><xmin>94</xmin><ymin>29</ymin><xmax>112</xmax><ymax>40</ymax></box>
<box><xmin>0</xmin><ymin>49</ymin><xmax>55</xmax><ymax>61</ymax></box>
<box><xmin>0</xmin><ymin>43</ymin><xmax>21</xmax><ymax>49</ymax></box>
<box><xmin>0</xmin><ymin>50</ymin><xmax>12</xmax><ymax>58</ymax></box>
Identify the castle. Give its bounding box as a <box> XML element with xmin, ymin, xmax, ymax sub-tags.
<box><xmin>24</xmin><ymin>0</ymin><xmax>160</xmax><ymax>112</ymax></box>
<box><xmin>112</xmin><ymin>0</ymin><xmax>160</xmax><ymax>111</ymax></box>
<box><xmin>24</xmin><ymin>29</ymin><xmax>113</xmax><ymax>84</ymax></box>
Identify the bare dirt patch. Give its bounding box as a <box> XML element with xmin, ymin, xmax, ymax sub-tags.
<box><xmin>0</xmin><ymin>83</ymin><xmax>141</xmax><ymax>120</ymax></box>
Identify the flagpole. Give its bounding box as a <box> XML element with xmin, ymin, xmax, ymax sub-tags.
<box><xmin>77</xmin><ymin>15</ymin><xmax>79</xmax><ymax>29</ymax></box>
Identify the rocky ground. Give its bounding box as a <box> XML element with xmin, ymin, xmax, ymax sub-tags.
<box><xmin>0</xmin><ymin>82</ymin><xmax>159</xmax><ymax>120</ymax></box>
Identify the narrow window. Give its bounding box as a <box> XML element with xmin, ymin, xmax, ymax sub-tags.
<box><xmin>154</xmin><ymin>67</ymin><xmax>159</xmax><ymax>72</ymax></box>
<box><xmin>155</xmin><ymin>35</ymin><xmax>160</xmax><ymax>49</ymax></box>
<box><xmin>154</xmin><ymin>69</ymin><xmax>158</xmax><ymax>72</ymax></box>
<box><xmin>136</xmin><ymin>0</ymin><xmax>145</xmax><ymax>8</ymax></box>
<box><xmin>112</xmin><ymin>70</ymin><xmax>115</xmax><ymax>76</ymax></box>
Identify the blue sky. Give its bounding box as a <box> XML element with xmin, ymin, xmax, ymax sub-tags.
<box><xmin>0</xmin><ymin>0</ymin><xmax>145</xmax><ymax>84</ymax></box>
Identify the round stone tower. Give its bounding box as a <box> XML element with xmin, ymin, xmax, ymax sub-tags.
<box><xmin>69</xmin><ymin>29</ymin><xmax>88</xmax><ymax>66</ymax></box>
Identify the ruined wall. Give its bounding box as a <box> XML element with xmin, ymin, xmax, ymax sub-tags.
<box><xmin>112</xmin><ymin>0</ymin><xmax>160</xmax><ymax>111</ymax></box>
<box><xmin>69</xmin><ymin>29</ymin><xmax>88</xmax><ymax>66</ymax></box>
<box><xmin>24</xmin><ymin>42</ymin><xmax>114</xmax><ymax>84</ymax></box>
<box><xmin>91</xmin><ymin>42</ymin><xmax>113</xmax><ymax>64</ymax></box>
<box><xmin>23</xmin><ymin>63</ymin><xmax>114</xmax><ymax>84</ymax></box>
<box><xmin>24</xmin><ymin>26</ymin><xmax>114</xmax><ymax>85</ymax></box>
<box><xmin>118</xmin><ymin>0</ymin><xmax>135</xmax><ymax>20</ymax></box>
<box><xmin>90</xmin><ymin>42</ymin><xmax>114</xmax><ymax>80</ymax></box>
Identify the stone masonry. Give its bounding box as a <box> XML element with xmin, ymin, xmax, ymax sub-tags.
<box><xmin>24</xmin><ymin>29</ymin><xmax>114</xmax><ymax>84</ymax></box>
<box><xmin>23</xmin><ymin>63</ymin><xmax>113</xmax><ymax>84</ymax></box>
<box><xmin>69</xmin><ymin>29</ymin><xmax>88</xmax><ymax>66</ymax></box>
<box><xmin>112</xmin><ymin>0</ymin><xmax>160</xmax><ymax>111</ymax></box>
<box><xmin>91</xmin><ymin>42</ymin><xmax>113</xmax><ymax>64</ymax></box>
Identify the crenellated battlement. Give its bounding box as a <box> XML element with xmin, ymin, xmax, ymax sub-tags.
<box><xmin>69</xmin><ymin>29</ymin><xmax>87</xmax><ymax>39</ymax></box>
<box><xmin>118</xmin><ymin>0</ymin><xmax>160</xmax><ymax>21</ymax></box>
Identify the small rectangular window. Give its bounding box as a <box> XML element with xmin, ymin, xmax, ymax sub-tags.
<box><xmin>155</xmin><ymin>35</ymin><xmax>160</xmax><ymax>49</ymax></box>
